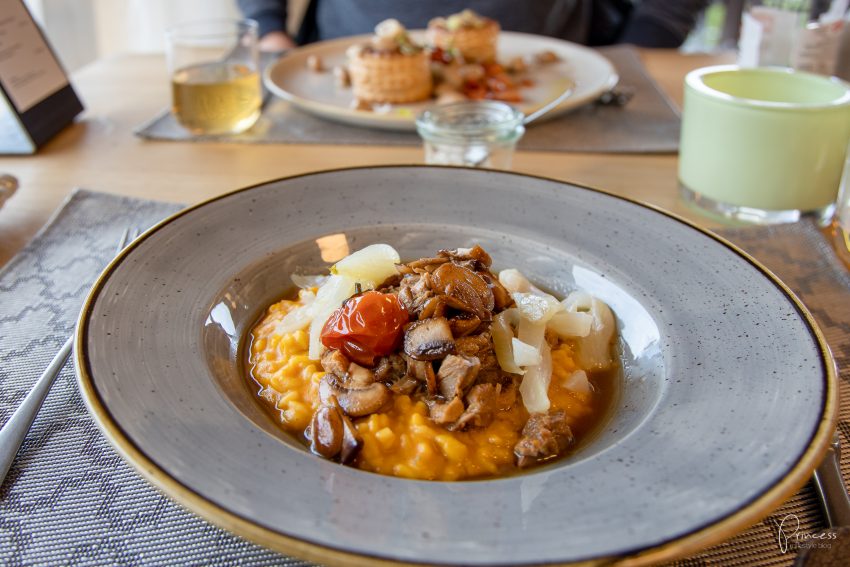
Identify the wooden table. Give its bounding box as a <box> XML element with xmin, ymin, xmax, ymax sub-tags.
<box><xmin>0</xmin><ymin>49</ymin><xmax>733</xmax><ymax>268</ymax></box>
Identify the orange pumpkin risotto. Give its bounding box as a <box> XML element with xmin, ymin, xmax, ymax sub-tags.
<box><xmin>247</xmin><ymin>244</ymin><xmax>617</xmax><ymax>481</ymax></box>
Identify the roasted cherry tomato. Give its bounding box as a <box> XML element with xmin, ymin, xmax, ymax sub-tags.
<box><xmin>320</xmin><ymin>291</ymin><xmax>409</xmax><ymax>367</ymax></box>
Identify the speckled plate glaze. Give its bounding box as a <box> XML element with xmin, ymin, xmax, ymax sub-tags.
<box><xmin>76</xmin><ymin>166</ymin><xmax>836</xmax><ymax>566</ymax></box>
<box><xmin>264</xmin><ymin>31</ymin><xmax>618</xmax><ymax>131</ymax></box>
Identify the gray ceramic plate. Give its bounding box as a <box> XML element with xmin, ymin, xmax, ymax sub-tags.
<box><xmin>76</xmin><ymin>166</ymin><xmax>836</xmax><ymax>566</ymax></box>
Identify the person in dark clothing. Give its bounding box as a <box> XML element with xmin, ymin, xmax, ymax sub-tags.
<box><xmin>236</xmin><ymin>0</ymin><xmax>710</xmax><ymax>51</ymax></box>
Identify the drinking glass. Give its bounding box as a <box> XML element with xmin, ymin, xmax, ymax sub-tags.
<box><xmin>166</xmin><ymin>19</ymin><xmax>261</xmax><ymax>135</ymax></box>
<box><xmin>416</xmin><ymin>101</ymin><xmax>524</xmax><ymax>169</ymax></box>
<box><xmin>831</xmin><ymin>143</ymin><xmax>850</xmax><ymax>267</ymax></box>
<box><xmin>679</xmin><ymin>65</ymin><xmax>850</xmax><ymax>224</ymax></box>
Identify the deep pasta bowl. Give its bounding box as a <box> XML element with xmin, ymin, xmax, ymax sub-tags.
<box><xmin>75</xmin><ymin>166</ymin><xmax>836</xmax><ymax>566</ymax></box>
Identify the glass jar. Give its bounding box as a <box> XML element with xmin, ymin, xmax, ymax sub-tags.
<box><xmin>415</xmin><ymin>101</ymin><xmax>525</xmax><ymax>169</ymax></box>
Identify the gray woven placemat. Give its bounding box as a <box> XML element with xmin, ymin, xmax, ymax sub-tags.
<box><xmin>1</xmin><ymin>190</ymin><xmax>847</xmax><ymax>566</ymax></box>
<box><xmin>0</xmin><ymin>190</ymin><xmax>305</xmax><ymax>566</ymax></box>
<box><xmin>135</xmin><ymin>45</ymin><xmax>680</xmax><ymax>154</ymax></box>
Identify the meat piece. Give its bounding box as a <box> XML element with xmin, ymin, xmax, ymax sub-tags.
<box><xmin>514</xmin><ymin>410</ymin><xmax>574</xmax><ymax>468</ymax></box>
<box><xmin>318</xmin><ymin>374</ymin><xmax>391</xmax><ymax>417</ymax></box>
<box><xmin>475</xmin><ymin>352</ymin><xmax>509</xmax><ymax>384</ymax></box>
<box><xmin>374</xmin><ymin>354</ymin><xmax>406</xmax><ymax>383</ymax></box>
<box><xmin>411</xmin><ymin>273</ymin><xmax>433</xmax><ymax>296</ymax></box>
<box><xmin>437</xmin><ymin>354</ymin><xmax>480</xmax><ymax>399</ymax></box>
<box><xmin>376</xmin><ymin>273</ymin><xmax>402</xmax><ymax>289</ymax></box>
<box><xmin>431</xmin><ymin>263</ymin><xmax>494</xmax><ymax>320</ymax></box>
<box><xmin>429</xmin><ymin>396</ymin><xmax>465</xmax><ymax>425</ymax></box>
<box><xmin>398</xmin><ymin>274</ymin><xmax>435</xmax><ymax>317</ymax></box>
<box><xmin>403</xmin><ymin>317</ymin><xmax>455</xmax><ymax>361</ymax></box>
<box><xmin>455</xmin><ymin>332</ymin><xmax>492</xmax><ymax>357</ymax></box>
<box><xmin>404</xmin><ymin>355</ymin><xmax>438</xmax><ymax>395</ymax></box>
<box><xmin>450</xmin><ymin>316</ymin><xmax>482</xmax><ymax>337</ymax></box>
<box><xmin>451</xmin><ymin>383</ymin><xmax>501</xmax><ymax>430</ymax></box>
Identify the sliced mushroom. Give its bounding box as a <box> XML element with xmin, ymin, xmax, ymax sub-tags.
<box><xmin>438</xmin><ymin>245</ymin><xmax>492</xmax><ymax>267</ymax></box>
<box><xmin>437</xmin><ymin>354</ymin><xmax>480</xmax><ymax>399</ymax></box>
<box><xmin>389</xmin><ymin>375</ymin><xmax>420</xmax><ymax>395</ymax></box>
<box><xmin>321</xmin><ymin>349</ymin><xmax>350</xmax><ymax>378</ymax></box>
<box><xmin>347</xmin><ymin>363</ymin><xmax>376</xmax><ymax>388</ymax></box>
<box><xmin>428</xmin><ymin>396</ymin><xmax>465</xmax><ymax>426</ymax></box>
<box><xmin>337</xmin><ymin>405</ymin><xmax>363</xmax><ymax>464</ymax></box>
<box><xmin>431</xmin><ymin>263</ymin><xmax>494</xmax><ymax>319</ymax></box>
<box><xmin>321</xmin><ymin>350</ymin><xmax>376</xmax><ymax>388</ymax></box>
<box><xmin>480</xmin><ymin>272</ymin><xmax>512</xmax><ymax>311</ymax></box>
<box><xmin>407</xmin><ymin>257</ymin><xmax>449</xmax><ymax>270</ymax></box>
<box><xmin>319</xmin><ymin>374</ymin><xmax>391</xmax><ymax>417</ymax></box>
<box><xmin>403</xmin><ymin>317</ymin><xmax>455</xmax><ymax>361</ymax></box>
<box><xmin>309</xmin><ymin>404</ymin><xmax>343</xmax><ymax>458</ymax></box>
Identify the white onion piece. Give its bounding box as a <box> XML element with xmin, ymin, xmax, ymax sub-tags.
<box><xmin>516</xmin><ymin>315</ymin><xmax>551</xmax><ymax>412</ymax></box>
<box><xmin>511</xmin><ymin>337</ymin><xmax>542</xmax><ymax>367</ymax></box>
<box><xmin>307</xmin><ymin>275</ymin><xmax>357</xmax><ymax>360</ymax></box>
<box><xmin>519</xmin><ymin>342</ymin><xmax>552</xmax><ymax>413</ymax></box>
<box><xmin>575</xmin><ymin>297</ymin><xmax>616</xmax><ymax>370</ymax></box>
<box><xmin>498</xmin><ymin>269</ymin><xmax>531</xmax><ymax>294</ymax></box>
<box><xmin>563</xmin><ymin>291</ymin><xmax>593</xmax><ymax>313</ymax></box>
<box><xmin>564</xmin><ymin>370</ymin><xmax>592</xmax><ymax>395</ymax></box>
<box><xmin>274</xmin><ymin>290</ymin><xmax>317</xmax><ymax>334</ymax></box>
<box><xmin>512</xmin><ymin>292</ymin><xmax>562</xmax><ymax>323</ymax></box>
<box><xmin>517</xmin><ymin>315</ymin><xmax>546</xmax><ymax>349</ymax></box>
<box><xmin>330</xmin><ymin>244</ymin><xmax>400</xmax><ymax>289</ymax></box>
<box><xmin>492</xmin><ymin>310</ymin><xmax>524</xmax><ymax>374</ymax></box>
<box><xmin>291</xmin><ymin>273</ymin><xmax>327</xmax><ymax>289</ymax></box>
<box><xmin>498</xmin><ymin>268</ymin><xmax>546</xmax><ymax>295</ymax></box>
<box><xmin>547</xmin><ymin>311</ymin><xmax>592</xmax><ymax>338</ymax></box>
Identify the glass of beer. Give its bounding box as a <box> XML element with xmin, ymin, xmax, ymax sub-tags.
<box><xmin>166</xmin><ymin>19</ymin><xmax>261</xmax><ymax>135</ymax></box>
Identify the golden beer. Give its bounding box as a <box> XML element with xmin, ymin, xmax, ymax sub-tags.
<box><xmin>171</xmin><ymin>62</ymin><xmax>261</xmax><ymax>135</ymax></box>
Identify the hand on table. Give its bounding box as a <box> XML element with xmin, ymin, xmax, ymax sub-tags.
<box><xmin>259</xmin><ymin>31</ymin><xmax>296</xmax><ymax>51</ymax></box>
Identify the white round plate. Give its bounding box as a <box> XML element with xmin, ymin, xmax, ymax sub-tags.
<box><xmin>264</xmin><ymin>31</ymin><xmax>618</xmax><ymax>131</ymax></box>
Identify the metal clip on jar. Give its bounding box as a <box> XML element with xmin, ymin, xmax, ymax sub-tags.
<box><xmin>415</xmin><ymin>101</ymin><xmax>525</xmax><ymax>169</ymax></box>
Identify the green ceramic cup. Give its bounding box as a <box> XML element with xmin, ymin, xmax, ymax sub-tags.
<box><xmin>679</xmin><ymin>65</ymin><xmax>850</xmax><ymax>224</ymax></box>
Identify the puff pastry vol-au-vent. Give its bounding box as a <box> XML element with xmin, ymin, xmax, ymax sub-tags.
<box><xmin>427</xmin><ymin>9</ymin><xmax>500</xmax><ymax>64</ymax></box>
<box><xmin>346</xmin><ymin>19</ymin><xmax>433</xmax><ymax>104</ymax></box>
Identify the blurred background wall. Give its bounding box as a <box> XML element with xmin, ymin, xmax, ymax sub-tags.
<box><xmin>22</xmin><ymin>0</ymin><xmax>309</xmax><ymax>72</ymax></box>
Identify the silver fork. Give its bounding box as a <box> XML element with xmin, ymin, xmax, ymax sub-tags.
<box><xmin>0</xmin><ymin>228</ymin><xmax>137</xmax><ymax>485</ymax></box>
<box><xmin>813</xmin><ymin>431</ymin><xmax>850</xmax><ymax>528</ymax></box>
